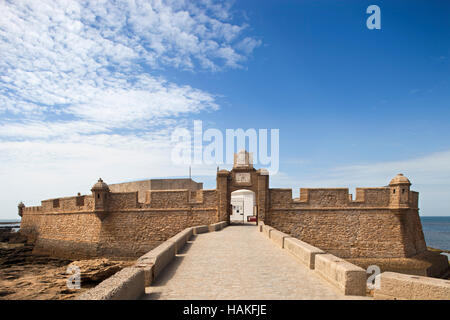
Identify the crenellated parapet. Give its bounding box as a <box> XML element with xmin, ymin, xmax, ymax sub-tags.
<box><xmin>18</xmin><ymin>178</ymin><xmax>219</xmax><ymax>259</ymax></box>
<box><xmin>144</xmin><ymin>189</ymin><xmax>217</xmax><ymax>209</ymax></box>
<box><xmin>16</xmin><ymin>162</ymin><xmax>427</xmax><ymax>262</ymax></box>
<box><xmin>40</xmin><ymin>195</ymin><xmax>95</xmax><ymax>213</ymax></box>
<box><xmin>20</xmin><ymin>185</ymin><xmax>218</xmax><ymax>216</ymax></box>
<box><xmin>266</xmin><ymin>174</ymin><xmax>426</xmax><ymax>259</ymax></box>
<box><xmin>269</xmin><ymin>174</ymin><xmax>418</xmax><ymax>210</ymax></box>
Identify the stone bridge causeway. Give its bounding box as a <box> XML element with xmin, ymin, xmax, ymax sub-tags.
<box><xmin>141</xmin><ymin>225</ymin><xmax>368</xmax><ymax>300</ymax></box>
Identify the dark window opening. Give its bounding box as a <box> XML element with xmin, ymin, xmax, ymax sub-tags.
<box><xmin>53</xmin><ymin>199</ymin><xmax>60</xmax><ymax>208</ymax></box>
<box><xmin>393</xmin><ymin>189</ymin><xmax>396</xmax><ymax>194</ymax></box>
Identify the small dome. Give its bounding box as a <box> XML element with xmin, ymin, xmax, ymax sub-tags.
<box><xmin>389</xmin><ymin>174</ymin><xmax>411</xmax><ymax>186</ymax></box>
<box><xmin>217</xmin><ymin>169</ymin><xmax>230</xmax><ymax>174</ymax></box>
<box><xmin>91</xmin><ymin>178</ymin><xmax>109</xmax><ymax>191</ymax></box>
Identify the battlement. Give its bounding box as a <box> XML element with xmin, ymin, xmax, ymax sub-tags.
<box><xmin>18</xmin><ymin>168</ymin><xmax>425</xmax><ymax>261</ymax></box>
<box><xmin>144</xmin><ymin>189</ymin><xmax>217</xmax><ymax>208</ymax></box>
<box><xmin>20</xmin><ymin>187</ymin><xmax>218</xmax><ymax>216</ymax></box>
<box><xmin>270</xmin><ymin>185</ymin><xmax>417</xmax><ymax>209</ymax></box>
<box><xmin>22</xmin><ymin>206</ymin><xmax>42</xmax><ymax>214</ymax></box>
<box><xmin>19</xmin><ymin>179</ymin><xmax>218</xmax><ymax>259</ymax></box>
<box><xmin>109</xmin><ymin>178</ymin><xmax>203</xmax><ymax>203</ymax></box>
<box><xmin>39</xmin><ymin>195</ymin><xmax>94</xmax><ymax>213</ymax></box>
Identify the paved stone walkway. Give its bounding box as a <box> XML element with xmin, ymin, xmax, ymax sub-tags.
<box><xmin>142</xmin><ymin>225</ymin><xmax>369</xmax><ymax>300</ymax></box>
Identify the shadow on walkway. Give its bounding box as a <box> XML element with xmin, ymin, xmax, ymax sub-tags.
<box><xmin>148</xmin><ymin>236</ymin><xmax>197</xmax><ymax>287</ymax></box>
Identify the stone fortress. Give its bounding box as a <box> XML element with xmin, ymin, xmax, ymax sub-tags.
<box><xmin>18</xmin><ymin>150</ymin><xmax>449</xmax><ymax>277</ymax></box>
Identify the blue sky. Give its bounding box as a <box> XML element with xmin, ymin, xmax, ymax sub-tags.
<box><xmin>0</xmin><ymin>0</ymin><xmax>449</xmax><ymax>218</ymax></box>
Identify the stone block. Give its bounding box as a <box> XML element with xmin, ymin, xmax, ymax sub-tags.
<box><xmin>137</xmin><ymin>241</ymin><xmax>176</xmax><ymax>279</ymax></box>
<box><xmin>269</xmin><ymin>229</ymin><xmax>291</xmax><ymax>248</ymax></box>
<box><xmin>262</xmin><ymin>224</ymin><xmax>274</xmax><ymax>238</ymax></box>
<box><xmin>208</xmin><ymin>222</ymin><xmax>221</xmax><ymax>232</ymax></box>
<box><xmin>373</xmin><ymin>272</ymin><xmax>450</xmax><ymax>300</ymax></box>
<box><xmin>284</xmin><ymin>237</ymin><xmax>325</xmax><ymax>269</ymax></box>
<box><xmin>167</xmin><ymin>227</ymin><xmax>193</xmax><ymax>253</ymax></box>
<box><xmin>217</xmin><ymin>221</ymin><xmax>228</xmax><ymax>229</ymax></box>
<box><xmin>315</xmin><ymin>253</ymin><xmax>366</xmax><ymax>296</ymax></box>
<box><xmin>133</xmin><ymin>263</ymin><xmax>154</xmax><ymax>287</ymax></box>
<box><xmin>258</xmin><ymin>221</ymin><xmax>265</xmax><ymax>232</ymax></box>
<box><xmin>193</xmin><ymin>225</ymin><xmax>209</xmax><ymax>235</ymax></box>
<box><xmin>76</xmin><ymin>267</ymin><xmax>145</xmax><ymax>300</ymax></box>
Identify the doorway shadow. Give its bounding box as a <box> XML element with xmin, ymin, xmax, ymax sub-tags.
<box><xmin>229</xmin><ymin>222</ymin><xmax>257</xmax><ymax>227</ymax></box>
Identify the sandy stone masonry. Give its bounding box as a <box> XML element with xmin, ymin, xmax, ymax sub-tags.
<box><xmin>78</xmin><ymin>222</ymin><xmax>449</xmax><ymax>300</ymax></box>
<box><xmin>17</xmin><ymin>150</ymin><xmax>449</xmax><ymax>278</ymax></box>
<box><xmin>142</xmin><ymin>224</ymin><xmax>369</xmax><ymax>300</ymax></box>
<box><xmin>374</xmin><ymin>272</ymin><xmax>450</xmax><ymax>300</ymax></box>
<box><xmin>261</xmin><ymin>223</ymin><xmax>367</xmax><ymax>296</ymax></box>
<box><xmin>78</xmin><ymin>221</ymin><xmax>227</xmax><ymax>300</ymax></box>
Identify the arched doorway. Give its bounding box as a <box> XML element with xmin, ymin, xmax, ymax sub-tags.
<box><xmin>230</xmin><ymin>189</ymin><xmax>255</xmax><ymax>224</ymax></box>
<box><xmin>216</xmin><ymin>150</ymin><xmax>269</xmax><ymax>225</ymax></box>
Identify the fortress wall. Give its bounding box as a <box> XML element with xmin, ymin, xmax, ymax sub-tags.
<box><xmin>145</xmin><ymin>190</ymin><xmax>189</xmax><ymax>208</ymax></box>
<box><xmin>109</xmin><ymin>180</ymin><xmax>151</xmax><ymax>201</ymax></box>
<box><xmin>109</xmin><ymin>179</ymin><xmax>203</xmax><ymax>203</ymax></box>
<box><xmin>22</xmin><ymin>206</ymin><xmax>42</xmax><ymax>214</ymax></box>
<box><xmin>409</xmin><ymin>191</ymin><xmax>419</xmax><ymax>207</ymax></box>
<box><xmin>40</xmin><ymin>195</ymin><xmax>94</xmax><ymax>212</ymax></box>
<box><xmin>108</xmin><ymin>192</ymin><xmax>139</xmax><ymax>210</ymax></box>
<box><xmin>353</xmin><ymin>188</ymin><xmax>391</xmax><ymax>206</ymax></box>
<box><xmin>271</xmin><ymin>187</ymin><xmax>392</xmax><ymax>208</ymax></box>
<box><xmin>305</xmin><ymin>188</ymin><xmax>350</xmax><ymax>207</ymax></box>
<box><xmin>269</xmin><ymin>189</ymin><xmax>293</xmax><ymax>205</ymax></box>
<box><xmin>20</xmin><ymin>189</ymin><xmax>218</xmax><ymax>259</ymax></box>
<box><xmin>96</xmin><ymin>209</ymin><xmax>217</xmax><ymax>258</ymax></box>
<box><xmin>192</xmin><ymin>190</ymin><xmax>217</xmax><ymax>207</ymax></box>
<box><xmin>189</xmin><ymin>189</ymin><xmax>217</xmax><ymax>207</ymax></box>
<box><xmin>20</xmin><ymin>213</ymin><xmax>44</xmax><ymax>243</ymax></box>
<box><xmin>267</xmin><ymin>187</ymin><xmax>426</xmax><ymax>259</ymax></box>
<box><xmin>22</xmin><ymin>208</ymin><xmax>218</xmax><ymax>259</ymax></box>
<box><xmin>401</xmin><ymin>208</ymin><xmax>427</xmax><ymax>254</ymax></box>
<box><xmin>150</xmin><ymin>179</ymin><xmax>203</xmax><ymax>191</ymax></box>
<box><xmin>267</xmin><ymin>209</ymin><xmax>411</xmax><ymax>258</ymax></box>
<box><xmin>144</xmin><ymin>189</ymin><xmax>217</xmax><ymax>208</ymax></box>
<box><xmin>30</xmin><ymin>213</ymin><xmax>103</xmax><ymax>258</ymax></box>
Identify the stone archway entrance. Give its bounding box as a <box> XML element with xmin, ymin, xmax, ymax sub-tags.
<box><xmin>216</xmin><ymin>150</ymin><xmax>269</xmax><ymax>224</ymax></box>
<box><xmin>230</xmin><ymin>189</ymin><xmax>256</xmax><ymax>224</ymax></box>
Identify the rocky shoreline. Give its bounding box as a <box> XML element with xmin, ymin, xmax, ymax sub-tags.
<box><xmin>0</xmin><ymin>229</ymin><xmax>134</xmax><ymax>300</ymax></box>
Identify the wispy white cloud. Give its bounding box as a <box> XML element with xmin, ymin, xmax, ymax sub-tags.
<box><xmin>0</xmin><ymin>0</ymin><xmax>260</xmax><ymax>121</ymax></box>
<box><xmin>0</xmin><ymin>0</ymin><xmax>260</xmax><ymax>218</ymax></box>
<box><xmin>326</xmin><ymin>150</ymin><xmax>450</xmax><ymax>187</ymax></box>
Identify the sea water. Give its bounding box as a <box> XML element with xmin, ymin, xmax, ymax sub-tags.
<box><xmin>420</xmin><ymin>216</ymin><xmax>450</xmax><ymax>251</ymax></box>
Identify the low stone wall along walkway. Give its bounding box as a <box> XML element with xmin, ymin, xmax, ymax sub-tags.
<box><xmin>142</xmin><ymin>225</ymin><xmax>370</xmax><ymax>300</ymax></box>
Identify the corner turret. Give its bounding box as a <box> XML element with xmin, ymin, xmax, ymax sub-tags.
<box><xmin>91</xmin><ymin>178</ymin><xmax>110</xmax><ymax>213</ymax></box>
<box><xmin>389</xmin><ymin>173</ymin><xmax>411</xmax><ymax>207</ymax></box>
